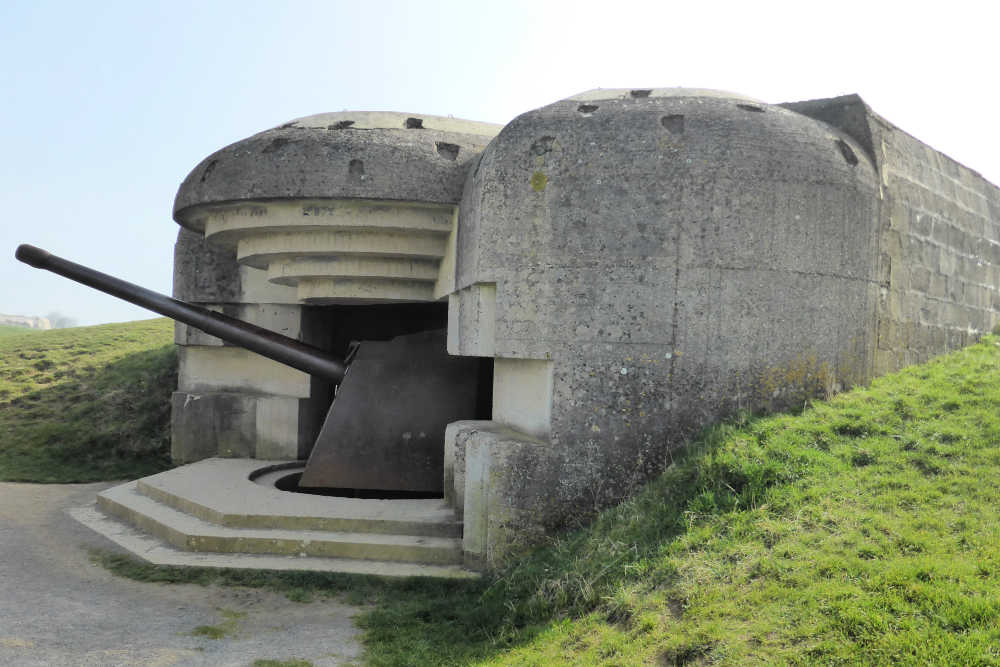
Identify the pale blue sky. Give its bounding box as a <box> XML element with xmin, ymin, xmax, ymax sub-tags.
<box><xmin>2</xmin><ymin>0</ymin><xmax>997</xmax><ymax>325</ymax></box>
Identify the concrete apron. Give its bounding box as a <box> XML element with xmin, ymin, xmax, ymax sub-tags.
<box><xmin>72</xmin><ymin>458</ymin><xmax>478</xmax><ymax>579</ymax></box>
<box><xmin>0</xmin><ymin>481</ymin><xmax>363</xmax><ymax>666</ymax></box>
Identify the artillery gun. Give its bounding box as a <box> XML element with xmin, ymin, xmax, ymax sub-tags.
<box><xmin>15</xmin><ymin>244</ymin><xmax>480</xmax><ymax>493</ymax></box>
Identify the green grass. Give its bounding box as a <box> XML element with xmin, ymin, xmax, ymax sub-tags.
<box><xmin>190</xmin><ymin>608</ymin><xmax>247</xmax><ymax>639</ymax></box>
<box><xmin>0</xmin><ymin>324</ymin><xmax>43</xmax><ymax>338</ymax></box>
<box><xmin>0</xmin><ymin>318</ymin><xmax>176</xmax><ymax>481</ymax></box>
<box><xmin>93</xmin><ymin>336</ymin><xmax>1000</xmax><ymax>664</ymax></box>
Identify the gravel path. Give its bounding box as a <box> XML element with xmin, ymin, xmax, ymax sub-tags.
<box><xmin>0</xmin><ymin>482</ymin><xmax>363</xmax><ymax>666</ymax></box>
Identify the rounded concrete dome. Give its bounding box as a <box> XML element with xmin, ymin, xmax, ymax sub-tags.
<box><xmin>171</xmin><ymin>112</ymin><xmax>500</xmax><ymax>303</ymax></box>
<box><xmin>174</xmin><ymin>111</ymin><xmax>501</xmax><ymax>231</ymax></box>
<box><xmin>451</xmin><ymin>87</ymin><xmax>881</xmax><ymax>516</ymax></box>
<box><xmin>458</xmin><ymin>87</ymin><xmax>877</xmax><ymax>291</ymax></box>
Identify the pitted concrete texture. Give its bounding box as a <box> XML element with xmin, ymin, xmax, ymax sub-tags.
<box><xmin>0</xmin><ymin>482</ymin><xmax>362</xmax><ymax>666</ymax></box>
<box><xmin>173</xmin><ymin>228</ymin><xmax>300</xmax><ymax>306</ymax></box>
<box><xmin>788</xmin><ymin>94</ymin><xmax>1000</xmax><ymax>373</ymax></box>
<box><xmin>171</xmin><ymin>226</ymin><xmax>320</xmax><ymax>463</ymax></box>
<box><xmin>162</xmin><ymin>89</ymin><xmax>1000</xmax><ymax>565</ymax></box>
<box><xmin>174</xmin><ymin>111</ymin><xmax>501</xmax><ymax>229</ymax></box>
<box><xmin>458</xmin><ymin>422</ymin><xmax>550</xmax><ymax>564</ymax></box>
<box><xmin>173</xmin><ymin>227</ymin><xmax>242</xmax><ymax>304</ymax></box>
<box><xmin>452</xmin><ymin>88</ymin><xmax>883</xmax><ymax>530</ymax></box>
<box><xmin>567</xmin><ymin>86</ymin><xmax>764</xmax><ymax>103</ymax></box>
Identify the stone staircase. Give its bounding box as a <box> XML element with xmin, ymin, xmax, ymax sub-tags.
<box><xmin>71</xmin><ymin>458</ymin><xmax>477</xmax><ymax>579</ymax></box>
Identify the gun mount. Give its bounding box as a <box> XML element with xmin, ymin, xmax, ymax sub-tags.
<box><xmin>15</xmin><ymin>244</ymin><xmax>480</xmax><ymax>493</ymax></box>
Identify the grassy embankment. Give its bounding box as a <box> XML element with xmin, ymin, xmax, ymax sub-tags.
<box><xmin>0</xmin><ymin>324</ymin><xmax>42</xmax><ymax>338</ymax></box>
<box><xmin>0</xmin><ymin>318</ymin><xmax>175</xmax><ymax>482</ymax></box>
<box><xmin>91</xmin><ymin>334</ymin><xmax>1000</xmax><ymax>665</ymax></box>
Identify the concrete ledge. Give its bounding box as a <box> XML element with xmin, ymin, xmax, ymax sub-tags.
<box><xmin>70</xmin><ymin>505</ymin><xmax>477</xmax><ymax>579</ymax></box>
<box><xmin>135</xmin><ymin>459</ymin><xmax>461</xmax><ymax>537</ymax></box>
<box><xmin>175</xmin><ymin>303</ymin><xmax>304</xmax><ymax>347</ymax></box>
<box><xmin>457</xmin><ymin>423</ymin><xmax>550</xmax><ymax>563</ymax></box>
<box><xmin>98</xmin><ymin>482</ymin><xmax>462</xmax><ymax>564</ymax></box>
<box><xmin>443</xmin><ymin>420</ymin><xmax>494</xmax><ymax>515</ymax></box>
<box><xmin>178</xmin><ymin>347</ymin><xmax>312</xmax><ymax>398</ymax></box>
<box><xmin>447</xmin><ymin>283</ymin><xmax>496</xmax><ymax>356</ymax></box>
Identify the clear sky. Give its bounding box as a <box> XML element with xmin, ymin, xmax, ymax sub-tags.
<box><xmin>2</xmin><ymin>0</ymin><xmax>997</xmax><ymax>325</ymax></box>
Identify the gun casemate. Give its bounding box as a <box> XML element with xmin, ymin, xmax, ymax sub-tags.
<box><xmin>18</xmin><ymin>92</ymin><xmax>1000</xmax><ymax>568</ymax></box>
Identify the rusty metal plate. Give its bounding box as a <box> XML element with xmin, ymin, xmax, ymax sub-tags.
<box><xmin>298</xmin><ymin>329</ymin><xmax>479</xmax><ymax>493</ymax></box>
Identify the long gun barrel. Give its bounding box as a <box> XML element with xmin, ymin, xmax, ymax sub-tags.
<box><xmin>15</xmin><ymin>244</ymin><xmax>346</xmax><ymax>383</ymax></box>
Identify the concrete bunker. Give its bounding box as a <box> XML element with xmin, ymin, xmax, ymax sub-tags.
<box><xmin>21</xmin><ymin>90</ymin><xmax>1000</xmax><ymax>571</ymax></box>
<box><xmin>168</xmin><ymin>111</ymin><xmax>502</xmax><ymax>497</ymax></box>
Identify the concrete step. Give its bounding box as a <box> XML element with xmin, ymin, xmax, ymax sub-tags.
<box><xmin>70</xmin><ymin>504</ymin><xmax>477</xmax><ymax>579</ymax></box>
<box><xmin>97</xmin><ymin>482</ymin><xmax>463</xmax><ymax>565</ymax></box>
<box><xmin>135</xmin><ymin>458</ymin><xmax>462</xmax><ymax>538</ymax></box>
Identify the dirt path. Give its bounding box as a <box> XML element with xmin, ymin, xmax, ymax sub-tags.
<box><xmin>0</xmin><ymin>482</ymin><xmax>363</xmax><ymax>666</ymax></box>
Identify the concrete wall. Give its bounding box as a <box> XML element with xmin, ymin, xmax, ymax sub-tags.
<box><xmin>448</xmin><ymin>89</ymin><xmax>885</xmax><ymax>560</ymax></box>
<box><xmin>168</xmin><ymin>112</ymin><xmax>501</xmax><ymax>466</ymax></box>
<box><xmin>447</xmin><ymin>90</ymin><xmax>1000</xmax><ymax>564</ymax></box>
<box><xmin>786</xmin><ymin>95</ymin><xmax>1000</xmax><ymax>375</ymax></box>
<box><xmin>170</xmin><ymin>228</ymin><xmax>330</xmax><ymax>462</ymax></box>
<box><xmin>166</xmin><ymin>93</ymin><xmax>1000</xmax><ymax>567</ymax></box>
<box><xmin>873</xmin><ymin>110</ymin><xmax>1000</xmax><ymax>370</ymax></box>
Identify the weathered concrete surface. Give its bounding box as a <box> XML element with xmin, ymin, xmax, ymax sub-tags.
<box><xmin>171</xmin><ymin>391</ymin><xmax>257</xmax><ymax>461</ymax></box>
<box><xmin>202</xmin><ymin>198</ymin><xmax>456</xmax><ymax>304</ymax></box>
<box><xmin>447</xmin><ymin>282</ymin><xmax>497</xmax><ymax>356</ymax></box>
<box><xmin>142</xmin><ymin>458</ymin><xmax>461</xmax><ymax>535</ymax></box>
<box><xmin>0</xmin><ymin>482</ymin><xmax>362</xmax><ymax>666</ymax></box>
<box><xmin>443</xmin><ymin>420</ymin><xmax>493</xmax><ymax>514</ymax></box>
<box><xmin>178</xmin><ymin>346</ymin><xmax>312</xmax><ymax>397</ymax></box>
<box><xmin>174</xmin><ymin>111</ymin><xmax>500</xmax><ymax>229</ymax></box>
<box><xmin>458</xmin><ymin>422</ymin><xmax>550</xmax><ymax>564</ymax></box>
<box><xmin>172</xmin><ymin>113</ymin><xmax>499</xmax><ymax>307</ymax></box>
<box><xmin>173</xmin><ymin>227</ymin><xmax>241</xmax><ymax>304</ymax></box>
<box><xmin>171</xmin><ymin>228</ymin><xmax>333</xmax><ymax>462</ymax></box>
<box><xmin>163</xmin><ymin>90</ymin><xmax>1000</xmax><ymax>567</ymax></box>
<box><xmin>787</xmin><ymin>94</ymin><xmax>1000</xmax><ymax>373</ymax></box>
<box><xmin>98</xmin><ymin>482</ymin><xmax>464</xmax><ymax>563</ymax></box>
<box><xmin>175</xmin><ymin>303</ymin><xmax>305</xmax><ymax>348</ymax></box>
<box><xmin>173</xmin><ymin>228</ymin><xmax>300</xmax><ymax>306</ymax></box>
<box><xmin>491</xmin><ymin>358</ymin><xmax>553</xmax><ymax>439</ymax></box>
<box><xmin>73</xmin><ymin>460</ymin><xmax>476</xmax><ymax>576</ymax></box>
<box><xmin>72</xmin><ymin>504</ymin><xmax>477</xmax><ymax>579</ymax></box>
<box><xmin>188</xmin><ymin>199</ymin><xmax>460</xmax><ymax>303</ymax></box>
<box><xmin>452</xmin><ymin>88</ymin><xmax>882</xmax><ymax>531</ymax></box>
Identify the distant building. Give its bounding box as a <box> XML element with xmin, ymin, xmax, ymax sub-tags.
<box><xmin>0</xmin><ymin>314</ymin><xmax>51</xmax><ymax>330</ymax></box>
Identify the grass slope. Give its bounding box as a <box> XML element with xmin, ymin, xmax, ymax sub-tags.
<box><xmin>0</xmin><ymin>324</ymin><xmax>43</xmax><ymax>338</ymax></box>
<box><xmin>96</xmin><ymin>336</ymin><xmax>1000</xmax><ymax>665</ymax></box>
<box><xmin>0</xmin><ymin>318</ymin><xmax>176</xmax><ymax>482</ymax></box>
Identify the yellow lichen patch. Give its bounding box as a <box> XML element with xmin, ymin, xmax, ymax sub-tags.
<box><xmin>1</xmin><ymin>638</ymin><xmax>35</xmax><ymax>648</ymax></box>
<box><xmin>756</xmin><ymin>353</ymin><xmax>838</xmax><ymax>410</ymax></box>
<box><xmin>530</xmin><ymin>171</ymin><xmax>548</xmax><ymax>192</ymax></box>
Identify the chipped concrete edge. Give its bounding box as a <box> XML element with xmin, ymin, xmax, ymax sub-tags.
<box><xmin>68</xmin><ymin>504</ymin><xmax>479</xmax><ymax>579</ymax></box>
